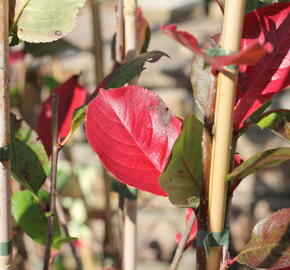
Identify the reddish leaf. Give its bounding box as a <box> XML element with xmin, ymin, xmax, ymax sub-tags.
<box><xmin>234</xmin><ymin>3</ymin><xmax>290</xmax><ymax>129</ymax></box>
<box><xmin>237</xmin><ymin>208</ymin><xmax>290</xmax><ymax>269</ymax></box>
<box><xmin>37</xmin><ymin>75</ymin><xmax>87</xmax><ymax>155</ymax></box>
<box><xmin>161</xmin><ymin>24</ymin><xmax>271</xmax><ymax>71</ymax></box>
<box><xmin>86</xmin><ymin>86</ymin><xmax>182</xmax><ymax>196</ymax></box>
<box><xmin>176</xmin><ymin>208</ymin><xmax>198</xmax><ymax>249</ymax></box>
<box><xmin>9</xmin><ymin>49</ymin><xmax>24</xmax><ymax>65</ymax></box>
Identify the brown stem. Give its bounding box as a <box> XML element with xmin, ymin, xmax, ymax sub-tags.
<box><xmin>170</xmin><ymin>210</ymin><xmax>196</xmax><ymax>270</ymax></box>
<box><xmin>43</xmin><ymin>94</ymin><xmax>59</xmax><ymax>270</ymax></box>
<box><xmin>116</xmin><ymin>0</ymin><xmax>125</xmax><ymax>64</ymax></box>
<box><xmin>91</xmin><ymin>0</ymin><xmax>104</xmax><ymax>84</ymax></box>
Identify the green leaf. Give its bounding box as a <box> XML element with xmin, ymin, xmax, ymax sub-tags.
<box><xmin>226</xmin><ymin>147</ymin><xmax>290</xmax><ymax>182</ymax></box>
<box><xmin>256</xmin><ymin>110</ymin><xmax>290</xmax><ymax>142</ymax></box>
<box><xmin>11</xmin><ymin>113</ymin><xmax>49</xmax><ymax>193</ymax></box>
<box><xmin>53</xmin><ymin>237</ymin><xmax>77</xmax><ymax>250</ymax></box>
<box><xmin>159</xmin><ymin>115</ymin><xmax>203</xmax><ymax>208</ymax></box>
<box><xmin>245</xmin><ymin>0</ymin><xmax>290</xmax><ymax>14</ymax></box>
<box><xmin>15</xmin><ymin>0</ymin><xmax>86</xmax><ymax>43</ymax></box>
<box><xmin>237</xmin><ymin>208</ymin><xmax>290</xmax><ymax>269</ymax></box>
<box><xmin>12</xmin><ymin>190</ymin><xmax>62</xmax><ymax>248</ymax></box>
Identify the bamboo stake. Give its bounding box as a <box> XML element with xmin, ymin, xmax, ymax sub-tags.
<box><xmin>116</xmin><ymin>0</ymin><xmax>125</xmax><ymax>64</ymax></box>
<box><xmin>43</xmin><ymin>94</ymin><xmax>59</xmax><ymax>270</ymax></box>
<box><xmin>207</xmin><ymin>1</ymin><xmax>245</xmax><ymax>269</ymax></box>
<box><xmin>123</xmin><ymin>1</ymin><xmax>137</xmax><ymax>269</ymax></box>
<box><xmin>0</xmin><ymin>0</ymin><xmax>12</xmax><ymax>269</ymax></box>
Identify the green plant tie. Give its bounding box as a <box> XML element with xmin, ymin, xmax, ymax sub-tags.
<box><xmin>0</xmin><ymin>144</ymin><xmax>10</xmax><ymax>162</ymax></box>
<box><xmin>206</xmin><ymin>48</ymin><xmax>237</xmax><ymax>70</ymax></box>
<box><xmin>0</xmin><ymin>240</ymin><xmax>12</xmax><ymax>256</ymax></box>
<box><xmin>197</xmin><ymin>228</ymin><xmax>229</xmax><ymax>256</ymax></box>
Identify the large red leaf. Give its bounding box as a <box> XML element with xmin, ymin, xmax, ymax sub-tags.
<box><xmin>234</xmin><ymin>3</ymin><xmax>290</xmax><ymax>129</ymax></box>
<box><xmin>86</xmin><ymin>86</ymin><xmax>182</xmax><ymax>196</ymax></box>
<box><xmin>37</xmin><ymin>75</ymin><xmax>87</xmax><ymax>155</ymax></box>
<box><xmin>161</xmin><ymin>24</ymin><xmax>271</xmax><ymax>71</ymax></box>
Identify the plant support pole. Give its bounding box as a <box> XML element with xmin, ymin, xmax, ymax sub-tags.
<box><xmin>123</xmin><ymin>0</ymin><xmax>137</xmax><ymax>270</ymax></box>
<box><xmin>0</xmin><ymin>0</ymin><xmax>12</xmax><ymax>269</ymax></box>
<box><xmin>207</xmin><ymin>1</ymin><xmax>245</xmax><ymax>269</ymax></box>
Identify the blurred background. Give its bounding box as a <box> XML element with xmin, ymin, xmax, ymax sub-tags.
<box><xmin>10</xmin><ymin>0</ymin><xmax>290</xmax><ymax>269</ymax></box>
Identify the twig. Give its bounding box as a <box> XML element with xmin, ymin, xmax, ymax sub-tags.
<box><xmin>91</xmin><ymin>0</ymin><xmax>104</xmax><ymax>84</ymax></box>
<box><xmin>43</xmin><ymin>94</ymin><xmax>59</xmax><ymax>270</ymax></box>
<box><xmin>55</xmin><ymin>198</ymin><xmax>83</xmax><ymax>270</ymax></box>
<box><xmin>123</xmin><ymin>1</ymin><xmax>138</xmax><ymax>270</ymax></box>
<box><xmin>116</xmin><ymin>0</ymin><xmax>125</xmax><ymax>64</ymax></box>
<box><xmin>0</xmin><ymin>1</ymin><xmax>12</xmax><ymax>269</ymax></box>
<box><xmin>170</xmin><ymin>211</ymin><xmax>196</xmax><ymax>270</ymax></box>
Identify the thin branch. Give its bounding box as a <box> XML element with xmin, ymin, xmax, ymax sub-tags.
<box><xmin>0</xmin><ymin>1</ymin><xmax>12</xmax><ymax>269</ymax></box>
<box><xmin>43</xmin><ymin>94</ymin><xmax>59</xmax><ymax>270</ymax></box>
<box><xmin>116</xmin><ymin>0</ymin><xmax>125</xmax><ymax>63</ymax></box>
<box><xmin>170</xmin><ymin>211</ymin><xmax>196</xmax><ymax>270</ymax></box>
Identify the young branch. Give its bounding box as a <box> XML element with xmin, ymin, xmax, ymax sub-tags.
<box><xmin>43</xmin><ymin>94</ymin><xmax>59</xmax><ymax>270</ymax></box>
<box><xmin>170</xmin><ymin>211</ymin><xmax>196</xmax><ymax>270</ymax></box>
<box><xmin>207</xmin><ymin>1</ymin><xmax>246</xmax><ymax>269</ymax></box>
<box><xmin>0</xmin><ymin>1</ymin><xmax>12</xmax><ymax>269</ymax></box>
<box><xmin>116</xmin><ymin>0</ymin><xmax>125</xmax><ymax>64</ymax></box>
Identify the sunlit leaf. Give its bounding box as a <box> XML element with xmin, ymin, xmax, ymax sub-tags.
<box><xmin>86</xmin><ymin>86</ymin><xmax>182</xmax><ymax>196</ymax></box>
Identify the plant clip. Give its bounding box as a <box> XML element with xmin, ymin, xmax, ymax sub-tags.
<box><xmin>0</xmin><ymin>240</ymin><xmax>12</xmax><ymax>256</ymax></box>
<box><xmin>206</xmin><ymin>48</ymin><xmax>237</xmax><ymax>70</ymax></box>
<box><xmin>0</xmin><ymin>144</ymin><xmax>10</xmax><ymax>162</ymax></box>
<box><xmin>196</xmin><ymin>228</ymin><xmax>229</xmax><ymax>256</ymax></box>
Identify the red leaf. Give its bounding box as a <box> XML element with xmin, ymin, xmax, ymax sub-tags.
<box><xmin>136</xmin><ymin>7</ymin><xmax>149</xmax><ymax>53</ymax></box>
<box><xmin>9</xmin><ymin>49</ymin><xmax>24</xmax><ymax>65</ymax></box>
<box><xmin>86</xmin><ymin>86</ymin><xmax>182</xmax><ymax>196</ymax></box>
<box><xmin>176</xmin><ymin>208</ymin><xmax>198</xmax><ymax>249</ymax></box>
<box><xmin>37</xmin><ymin>75</ymin><xmax>87</xmax><ymax>155</ymax></box>
<box><xmin>161</xmin><ymin>24</ymin><xmax>270</xmax><ymax>71</ymax></box>
<box><xmin>234</xmin><ymin>3</ymin><xmax>290</xmax><ymax>129</ymax></box>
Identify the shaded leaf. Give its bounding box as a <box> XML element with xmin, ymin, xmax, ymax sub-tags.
<box><xmin>226</xmin><ymin>147</ymin><xmax>290</xmax><ymax>182</ymax></box>
<box><xmin>14</xmin><ymin>0</ymin><xmax>86</xmax><ymax>42</ymax></box>
<box><xmin>12</xmin><ymin>190</ymin><xmax>62</xmax><ymax>248</ymax></box>
<box><xmin>11</xmin><ymin>113</ymin><xmax>49</xmax><ymax>193</ymax></box>
<box><xmin>161</xmin><ymin>24</ymin><xmax>271</xmax><ymax>71</ymax></box>
<box><xmin>237</xmin><ymin>208</ymin><xmax>290</xmax><ymax>269</ymax></box>
<box><xmin>159</xmin><ymin>115</ymin><xmax>203</xmax><ymax>207</ymax></box>
<box><xmin>36</xmin><ymin>75</ymin><xmax>87</xmax><ymax>155</ymax></box>
<box><xmin>234</xmin><ymin>3</ymin><xmax>290</xmax><ymax>129</ymax></box>
<box><xmin>86</xmin><ymin>86</ymin><xmax>182</xmax><ymax>196</ymax></box>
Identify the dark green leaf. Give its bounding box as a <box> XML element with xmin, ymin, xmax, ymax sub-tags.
<box><xmin>12</xmin><ymin>190</ymin><xmax>62</xmax><ymax>248</ymax></box>
<box><xmin>11</xmin><ymin>113</ymin><xmax>49</xmax><ymax>193</ymax></box>
<box><xmin>237</xmin><ymin>208</ymin><xmax>290</xmax><ymax>269</ymax></box>
<box><xmin>41</xmin><ymin>76</ymin><xmax>60</xmax><ymax>92</ymax></box>
<box><xmin>226</xmin><ymin>147</ymin><xmax>290</xmax><ymax>182</ymax></box>
<box><xmin>111</xmin><ymin>180</ymin><xmax>137</xmax><ymax>200</ymax></box>
<box><xmin>103</xmin><ymin>50</ymin><xmax>169</xmax><ymax>89</ymax></box>
<box><xmin>159</xmin><ymin>115</ymin><xmax>203</xmax><ymax>208</ymax></box>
